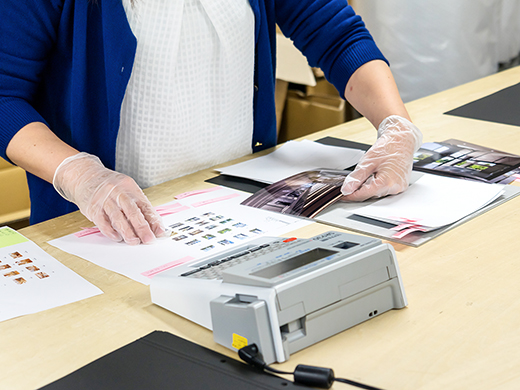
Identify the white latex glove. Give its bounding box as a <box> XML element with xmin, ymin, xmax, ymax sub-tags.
<box><xmin>53</xmin><ymin>152</ymin><xmax>165</xmax><ymax>245</ymax></box>
<box><xmin>341</xmin><ymin>115</ymin><xmax>423</xmax><ymax>202</ymax></box>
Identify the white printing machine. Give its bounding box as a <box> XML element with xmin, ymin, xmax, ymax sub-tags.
<box><xmin>150</xmin><ymin>231</ymin><xmax>407</xmax><ymax>364</ymax></box>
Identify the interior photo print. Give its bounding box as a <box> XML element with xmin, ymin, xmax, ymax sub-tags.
<box><xmin>241</xmin><ymin>169</ymin><xmax>350</xmax><ymax>218</ymax></box>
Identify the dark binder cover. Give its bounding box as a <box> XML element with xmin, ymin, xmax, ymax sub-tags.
<box><xmin>39</xmin><ymin>331</ymin><xmax>312</xmax><ymax>390</ymax></box>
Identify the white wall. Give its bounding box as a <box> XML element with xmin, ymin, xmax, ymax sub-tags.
<box><xmin>350</xmin><ymin>0</ymin><xmax>520</xmax><ymax>102</ymax></box>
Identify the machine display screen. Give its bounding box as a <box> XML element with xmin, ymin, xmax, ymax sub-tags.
<box><xmin>250</xmin><ymin>248</ymin><xmax>338</xmax><ymax>279</ymax></box>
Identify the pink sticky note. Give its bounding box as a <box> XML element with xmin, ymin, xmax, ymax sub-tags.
<box><xmin>155</xmin><ymin>203</ymin><xmax>183</xmax><ymax>212</ymax></box>
<box><xmin>175</xmin><ymin>187</ymin><xmax>221</xmax><ymax>199</ymax></box>
<box><xmin>390</xmin><ymin>217</ymin><xmax>421</xmax><ymax>224</ymax></box>
<box><xmin>392</xmin><ymin>226</ymin><xmax>428</xmax><ymax>239</ymax></box>
<box><xmin>141</xmin><ymin>256</ymin><xmax>195</xmax><ymax>278</ymax></box>
<box><xmin>191</xmin><ymin>193</ymin><xmax>241</xmax><ymax>207</ymax></box>
<box><xmin>158</xmin><ymin>205</ymin><xmax>191</xmax><ymax>216</ymax></box>
<box><xmin>390</xmin><ymin>223</ymin><xmax>417</xmax><ymax>231</ymax></box>
<box><xmin>155</xmin><ymin>203</ymin><xmax>191</xmax><ymax>216</ymax></box>
<box><xmin>74</xmin><ymin>227</ymin><xmax>102</xmax><ymax>238</ymax></box>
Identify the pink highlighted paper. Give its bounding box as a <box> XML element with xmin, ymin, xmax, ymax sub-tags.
<box><xmin>49</xmin><ymin>186</ymin><xmax>312</xmax><ymax>286</ymax></box>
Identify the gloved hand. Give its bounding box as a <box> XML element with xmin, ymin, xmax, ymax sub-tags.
<box><xmin>53</xmin><ymin>152</ymin><xmax>165</xmax><ymax>245</ymax></box>
<box><xmin>341</xmin><ymin>115</ymin><xmax>423</xmax><ymax>202</ymax></box>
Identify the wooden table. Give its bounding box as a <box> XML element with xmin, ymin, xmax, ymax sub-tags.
<box><xmin>2</xmin><ymin>66</ymin><xmax>520</xmax><ymax>390</ymax></box>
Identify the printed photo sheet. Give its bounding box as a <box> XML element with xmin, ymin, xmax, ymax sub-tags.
<box><xmin>49</xmin><ymin>187</ymin><xmax>311</xmax><ymax>285</ymax></box>
<box><xmin>0</xmin><ymin>227</ymin><xmax>102</xmax><ymax>323</ymax></box>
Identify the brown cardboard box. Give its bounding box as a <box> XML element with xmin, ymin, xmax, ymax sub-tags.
<box><xmin>0</xmin><ymin>158</ymin><xmax>30</xmax><ymax>227</ymax></box>
<box><xmin>278</xmin><ymin>88</ymin><xmax>346</xmax><ymax>143</ymax></box>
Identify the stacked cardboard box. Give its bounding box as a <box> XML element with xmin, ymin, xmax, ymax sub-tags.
<box><xmin>278</xmin><ymin>77</ymin><xmax>358</xmax><ymax>143</ymax></box>
<box><xmin>0</xmin><ymin>157</ymin><xmax>30</xmax><ymax>228</ymax></box>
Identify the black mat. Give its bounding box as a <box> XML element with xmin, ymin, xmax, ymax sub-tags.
<box><xmin>39</xmin><ymin>331</ymin><xmax>312</xmax><ymax>390</ymax></box>
<box><xmin>445</xmin><ymin>82</ymin><xmax>520</xmax><ymax>127</ymax></box>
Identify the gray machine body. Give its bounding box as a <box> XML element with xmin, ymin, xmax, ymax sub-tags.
<box><xmin>209</xmin><ymin>231</ymin><xmax>406</xmax><ymax>363</ymax></box>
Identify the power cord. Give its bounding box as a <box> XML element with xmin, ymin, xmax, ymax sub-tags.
<box><xmin>238</xmin><ymin>344</ymin><xmax>384</xmax><ymax>390</ymax></box>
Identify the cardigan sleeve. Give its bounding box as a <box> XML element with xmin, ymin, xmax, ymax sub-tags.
<box><xmin>275</xmin><ymin>0</ymin><xmax>388</xmax><ymax>98</ymax></box>
<box><xmin>0</xmin><ymin>0</ymin><xmax>63</xmax><ymax>162</ymax></box>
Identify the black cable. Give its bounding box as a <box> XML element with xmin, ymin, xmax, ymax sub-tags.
<box><xmin>238</xmin><ymin>344</ymin><xmax>385</xmax><ymax>390</ymax></box>
<box><xmin>334</xmin><ymin>377</ymin><xmax>383</xmax><ymax>390</ymax></box>
<box><xmin>264</xmin><ymin>365</ymin><xmax>293</xmax><ymax>376</ymax></box>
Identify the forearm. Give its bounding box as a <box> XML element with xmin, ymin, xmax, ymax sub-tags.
<box><xmin>6</xmin><ymin>122</ymin><xmax>79</xmax><ymax>183</ymax></box>
<box><xmin>344</xmin><ymin>60</ymin><xmax>411</xmax><ymax>128</ymax></box>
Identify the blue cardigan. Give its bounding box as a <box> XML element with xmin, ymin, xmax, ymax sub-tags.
<box><xmin>0</xmin><ymin>0</ymin><xmax>386</xmax><ymax>224</ymax></box>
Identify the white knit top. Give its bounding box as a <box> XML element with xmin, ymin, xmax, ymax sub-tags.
<box><xmin>116</xmin><ymin>0</ymin><xmax>255</xmax><ymax>188</ymax></box>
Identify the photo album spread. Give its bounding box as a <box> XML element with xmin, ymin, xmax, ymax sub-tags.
<box><xmin>240</xmin><ymin>165</ymin><xmax>519</xmax><ymax>247</ymax></box>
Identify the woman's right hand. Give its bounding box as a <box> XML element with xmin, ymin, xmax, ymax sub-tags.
<box><xmin>53</xmin><ymin>152</ymin><xmax>165</xmax><ymax>245</ymax></box>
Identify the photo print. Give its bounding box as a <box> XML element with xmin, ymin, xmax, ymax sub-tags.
<box><xmin>241</xmin><ymin>169</ymin><xmax>349</xmax><ymax>218</ymax></box>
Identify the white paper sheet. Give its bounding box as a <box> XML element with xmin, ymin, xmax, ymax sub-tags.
<box><xmin>0</xmin><ymin>227</ymin><xmax>103</xmax><ymax>323</ymax></box>
<box><xmin>217</xmin><ymin>140</ymin><xmax>364</xmax><ymax>184</ymax></box>
<box><xmin>353</xmin><ymin>173</ymin><xmax>505</xmax><ymax>229</ymax></box>
<box><xmin>48</xmin><ymin>187</ymin><xmax>312</xmax><ymax>285</ymax></box>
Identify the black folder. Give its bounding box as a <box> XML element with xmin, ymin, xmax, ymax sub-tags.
<box><xmin>39</xmin><ymin>331</ymin><xmax>312</xmax><ymax>390</ymax></box>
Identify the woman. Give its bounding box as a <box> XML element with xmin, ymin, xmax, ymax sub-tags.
<box><xmin>0</xmin><ymin>0</ymin><xmax>422</xmax><ymax>245</ymax></box>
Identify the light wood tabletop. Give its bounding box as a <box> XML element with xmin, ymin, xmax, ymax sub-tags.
<box><xmin>2</xmin><ymin>66</ymin><xmax>520</xmax><ymax>390</ymax></box>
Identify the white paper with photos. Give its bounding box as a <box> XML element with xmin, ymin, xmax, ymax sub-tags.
<box><xmin>49</xmin><ymin>187</ymin><xmax>312</xmax><ymax>285</ymax></box>
<box><xmin>0</xmin><ymin>227</ymin><xmax>103</xmax><ymax>323</ymax></box>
